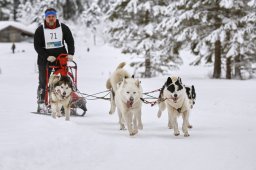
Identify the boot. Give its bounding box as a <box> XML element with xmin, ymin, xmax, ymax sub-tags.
<box><xmin>37</xmin><ymin>88</ymin><xmax>47</xmax><ymax>113</ymax></box>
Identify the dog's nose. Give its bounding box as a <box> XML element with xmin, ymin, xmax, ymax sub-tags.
<box><xmin>63</xmin><ymin>92</ymin><xmax>66</xmax><ymax>96</ymax></box>
<box><xmin>130</xmin><ymin>97</ymin><xmax>134</xmax><ymax>101</ymax></box>
<box><xmin>174</xmin><ymin>94</ymin><xmax>177</xmax><ymax>98</ymax></box>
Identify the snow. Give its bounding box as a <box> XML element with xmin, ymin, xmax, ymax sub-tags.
<box><xmin>0</xmin><ymin>41</ymin><xmax>256</xmax><ymax>170</ymax></box>
<box><xmin>220</xmin><ymin>0</ymin><xmax>234</xmax><ymax>9</ymax></box>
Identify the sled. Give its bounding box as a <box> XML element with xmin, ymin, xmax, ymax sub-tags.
<box><xmin>37</xmin><ymin>53</ymin><xmax>87</xmax><ymax>116</ymax></box>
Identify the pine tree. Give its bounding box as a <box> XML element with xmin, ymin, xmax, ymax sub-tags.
<box><xmin>162</xmin><ymin>0</ymin><xmax>256</xmax><ymax>79</ymax></box>
<box><xmin>17</xmin><ymin>0</ymin><xmax>34</xmax><ymax>24</ymax></box>
<box><xmin>225</xmin><ymin>0</ymin><xmax>256</xmax><ymax>79</ymax></box>
<box><xmin>106</xmin><ymin>0</ymin><xmax>174</xmax><ymax>77</ymax></box>
<box><xmin>0</xmin><ymin>0</ymin><xmax>12</xmax><ymax>20</ymax></box>
<box><xmin>81</xmin><ymin>2</ymin><xmax>103</xmax><ymax>45</ymax></box>
<box><xmin>97</xmin><ymin>0</ymin><xmax>115</xmax><ymax>13</ymax></box>
<box><xmin>17</xmin><ymin>0</ymin><xmax>63</xmax><ymax>25</ymax></box>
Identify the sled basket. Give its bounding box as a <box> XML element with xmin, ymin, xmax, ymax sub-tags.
<box><xmin>43</xmin><ymin>53</ymin><xmax>87</xmax><ymax>116</ymax></box>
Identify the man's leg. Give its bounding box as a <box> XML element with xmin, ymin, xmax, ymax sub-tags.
<box><xmin>37</xmin><ymin>65</ymin><xmax>47</xmax><ymax>104</ymax></box>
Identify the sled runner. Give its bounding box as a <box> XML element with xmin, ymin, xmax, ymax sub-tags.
<box><xmin>37</xmin><ymin>53</ymin><xmax>87</xmax><ymax>116</ymax></box>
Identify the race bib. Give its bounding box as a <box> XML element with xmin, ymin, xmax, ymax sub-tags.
<box><xmin>43</xmin><ymin>23</ymin><xmax>63</xmax><ymax>49</ymax></box>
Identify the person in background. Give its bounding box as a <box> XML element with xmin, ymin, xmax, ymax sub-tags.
<box><xmin>34</xmin><ymin>7</ymin><xmax>75</xmax><ymax>112</ymax></box>
<box><xmin>11</xmin><ymin>42</ymin><xmax>16</xmax><ymax>54</ymax></box>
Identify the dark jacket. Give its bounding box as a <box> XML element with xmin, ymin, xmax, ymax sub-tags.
<box><xmin>34</xmin><ymin>20</ymin><xmax>75</xmax><ymax>66</ymax></box>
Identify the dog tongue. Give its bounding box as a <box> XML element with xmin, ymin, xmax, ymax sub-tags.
<box><xmin>127</xmin><ymin>101</ymin><xmax>133</xmax><ymax>108</ymax></box>
<box><xmin>173</xmin><ymin>97</ymin><xmax>178</xmax><ymax>103</ymax></box>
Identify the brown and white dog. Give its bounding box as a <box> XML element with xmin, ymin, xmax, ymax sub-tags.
<box><xmin>157</xmin><ymin>76</ymin><xmax>191</xmax><ymax>137</ymax></box>
<box><xmin>106</xmin><ymin>62</ymin><xmax>143</xmax><ymax>136</ymax></box>
<box><xmin>49</xmin><ymin>75</ymin><xmax>73</xmax><ymax>121</ymax></box>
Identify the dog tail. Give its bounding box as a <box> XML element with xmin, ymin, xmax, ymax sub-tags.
<box><xmin>106</xmin><ymin>78</ymin><xmax>112</xmax><ymax>89</ymax></box>
<box><xmin>116</xmin><ymin>62</ymin><xmax>126</xmax><ymax>70</ymax></box>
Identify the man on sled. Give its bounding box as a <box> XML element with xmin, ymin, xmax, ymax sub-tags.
<box><xmin>34</xmin><ymin>8</ymin><xmax>86</xmax><ymax>115</ymax></box>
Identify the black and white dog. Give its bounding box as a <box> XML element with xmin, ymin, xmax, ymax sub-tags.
<box><xmin>185</xmin><ymin>85</ymin><xmax>196</xmax><ymax>109</ymax></box>
<box><xmin>157</xmin><ymin>76</ymin><xmax>191</xmax><ymax>137</ymax></box>
<box><xmin>185</xmin><ymin>85</ymin><xmax>196</xmax><ymax>128</ymax></box>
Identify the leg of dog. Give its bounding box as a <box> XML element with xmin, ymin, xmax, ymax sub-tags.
<box><xmin>168</xmin><ymin>107</ymin><xmax>179</xmax><ymax>136</ymax></box>
<box><xmin>132</xmin><ymin>113</ymin><xmax>138</xmax><ymax>135</ymax></box>
<box><xmin>117</xmin><ymin>108</ymin><xmax>125</xmax><ymax>130</ymax></box>
<box><xmin>168</xmin><ymin>120</ymin><xmax>173</xmax><ymax>129</ymax></box>
<box><xmin>123</xmin><ymin>111</ymin><xmax>134</xmax><ymax>136</ymax></box>
<box><xmin>182</xmin><ymin>111</ymin><xmax>190</xmax><ymax>137</ymax></box>
<box><xmin>168</xmin><ymin>112</ymin><xmax>173</xmax><ymax>129</ymax></box>
<box><xmin>136</xmin><ymin>108</ymin><xmax>143</xmax><ymax>130</ymax></box>
<box><xmin>57</xmin><ymin>103</ymin><xmax>62</xmax><ymax>117</ymax></box>
<box><xmin>109</xmin><ymin>92</ymin><xmax>116</xmax><ymax>115</ymax></box>
<box><xmin>157</xmin><ymin>101</ymin><xmax>166</xmax><ymax>118</ymax></box>
<box><xmin>64</xmin><ymin>105</ymin><xmax>70</xmax><ymax>121</ymax></box>
<box><xmin>187</xmin><ymin>110</ymin><xmax>193</xmax><ymax>128</ymax></box>
<box><xmin>51</xmin><ymin>103</ymin><xmax>57</xmax><ymax>119</ymax></box>
<box><xmin>188</xmin><ymin>121</ymin><xmax>193</xmax><ymax>129</ymax></box>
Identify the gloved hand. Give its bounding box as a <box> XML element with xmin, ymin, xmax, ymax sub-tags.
<box><xmin>67</xmin><ymin>55</ymin><xmax>73</xmax><ymax>61</ymax></box>
<box><xmin>47</xmin><ymin>56</ymin><xmax>56</xmax><ymax>62</ymax></box>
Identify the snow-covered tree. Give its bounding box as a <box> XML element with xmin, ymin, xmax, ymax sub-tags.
<box><xmin>81</xmin><ymin>2</ymin><xmax>103</xmax><ymax>45</ymax></box>
<box><xmin>17</xmin><ymin>0</ymin><xmax>34</xmax><ymax>24</ymax></box>
<box><xmin>17</xmin><ymin>0</ymin><xmax>59</xmax><ymax>24</ymax></box>
<box><xmin>225</xmin><ymin>0</ymin><xmax>256</xmax><ymax>79</ymax></box>
<box><xmin>106</xmin><ymin>0</ymin><xmax>177</xmax><ymax>77</ymax></box>
<box><xmin>0</xmin><ymin>0</ymin><xmax>19</xmax><ymax>21</ymax></box>
<box><xmin>160</xmin><ymin>0</ymin><xmax>256</xmax><ymax>79</ymax></box>
<box><xmin>61</xmin><ymin>0</ymin><xmax>83</xmax><ymax>20</ymax></box>
<box><xmin>0</xmin><ymin>0</ymin><xmax>12</xmax><ymax>20</ymax></box>
<box><xmin>96</xmin><ymin>0</ymin><xmax>115</xmax><ymax>13</ymax></box>
<box><xmin>17</xmin><ymin>0</ymin><xmax>85</xmax><ymax>24</ymax></box>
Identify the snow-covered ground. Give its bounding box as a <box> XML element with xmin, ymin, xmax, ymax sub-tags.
<box><xmin>0</xmin><ymin>42</ymin><xmax>256</xmax><ymax>170</ymax></box>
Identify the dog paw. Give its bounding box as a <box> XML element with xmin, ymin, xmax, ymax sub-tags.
<box><xmin>51</xmin><ymin>114</ymin><xmax>56</xmax><ymax>119</ymax></box>
<box><xmin>188</xmin><ymin>125</ymin><xmax>193</xmax><ymax>129</ymax></box>
<box><xmin>65</xmin><ymin>117</ymin><xmax>70</xmax><ymax>121</ymax></box>
<box><xmin>129</xmin><ymin>131</ymin><xmax>138</xmax><ymax>136</ymax></box>
<box><xmin>120</xmin><ymin>125</ymin><xmax>126</xmax><ymax>130</ymax></box>
<box><xmin>184</xmin><ymin>133</ymin><xmax>190</xmax><ymax>137</ymax></box>
<box><xmin>174</xmin><ymin>132</ymin><xmax>180</xmax><ymax>136</ymax></box>
<box><xmin>133</xmin><ymin>129</ymin><xmax>138</xmax><ymax>134</ymax></box>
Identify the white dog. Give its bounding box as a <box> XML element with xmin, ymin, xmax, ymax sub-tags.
<box><xmin>106</xmin><ymin>62</ymin><xmax>130</xmax><ymax>115</ymax></box>
<box><xmin>49</xmin><ymin>75</ymin><xmax>73</xmax><ymax>121</ymax></box>
<box><xmin>106</xmin><ymin>62</ymin><xmax>143</xmax><ymax>136</ymax></box>
<box><xmin>157</xmin><ymin>76</ymin><xmax>190</xmax><ymax>137</ymax></box>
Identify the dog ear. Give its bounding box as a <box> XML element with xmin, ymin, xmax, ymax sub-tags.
<box><xmin>192</xmin><ymin>85</ymin><xmax>196</xmax><ymax>97</ymax></box>
<box><xmin>166</xmin><ymin>77</ymin><xmax>172</xmax><ymax>86</ymax></box>
<box><xmin>55</xmin><ymin>74</ymin><xmax>61</xmax><ymax>81</ymax></box>
<box><xmin>178</xmin><ymin>77</ymin><xmax>182</xmax><ymax>84</ymax></box>
<box><xmin>54</xmin><ymin>80</ymin><xmax>61</xmax><ymax>87</ymax></box>
<box><xmin>135</xmin><ymin>79</ymin><xmax>140</xmax><ymax>87</ymax></box>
